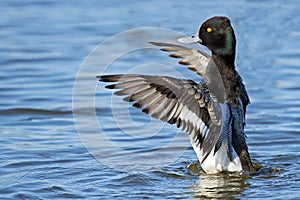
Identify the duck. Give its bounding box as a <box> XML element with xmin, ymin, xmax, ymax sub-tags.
<box><xmin>97</xmin><ymin>16</ymin><xmax>256</xmax><ymax>174</ymax></box>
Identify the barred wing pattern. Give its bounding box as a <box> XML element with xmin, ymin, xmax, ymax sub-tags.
<box><xmin>150</xmin><ymin>42</ymin><xmax>249</xmax><ymax>126</ymax></box>
<box><xmin>149</xmin><ymin>42</ymin><xmax>210</xmax><ymax>77</ymax></box>
<box><xmin>98</xmin><ymin>74</ymin><xmax>223</xmax><ymax>163</ymax></box>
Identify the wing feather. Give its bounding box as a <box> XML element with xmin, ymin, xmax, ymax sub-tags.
<box><xmin>98</xmin><ymin>74</ymin><xmax>223</xmax><ymax>162</ymax></box>
<box><xmin>149</xmin><ymin>42</ymin><xmax>210</xmax><ymax>77</ymax></box>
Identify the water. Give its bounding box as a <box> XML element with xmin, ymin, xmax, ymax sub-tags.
<box><xmin>1</xmin><ymin>0</ymin><xmax>300</xmax><ymax>199</ymax></box>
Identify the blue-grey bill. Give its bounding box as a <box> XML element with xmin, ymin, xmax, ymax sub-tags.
<box><xmin>177</xmin><ymin>33</ymin><xmax>202</xmax><ymax>44</ymax></box>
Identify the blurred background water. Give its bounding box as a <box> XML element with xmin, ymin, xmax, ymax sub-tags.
<box><xmin>1</xmin><ymin>0</ymin><xmax>300</xmax><ymax>199</ymax></box>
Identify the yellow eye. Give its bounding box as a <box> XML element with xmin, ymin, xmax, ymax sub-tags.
<box><xmin>206</xmin><ymin>27</ymin><xmax>212</xmax><ymax>33</ymax></box>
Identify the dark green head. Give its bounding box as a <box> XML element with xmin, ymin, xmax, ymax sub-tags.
<box><xmin>198</xmin><ymin>16</ymin><xmax>236</xmax><ymax>56</ymax></box>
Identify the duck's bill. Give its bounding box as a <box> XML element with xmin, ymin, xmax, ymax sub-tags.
<box><xmin>177</xmin><ymin>33</ymin><xmax>202</xmax><ymax>44</ymax></box>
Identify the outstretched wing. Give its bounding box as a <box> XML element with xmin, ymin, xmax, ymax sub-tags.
<box><xmin>149</xmin><ymin>42</ymin><xmax>210</xmax><ymax>77</ymax></box>
<box><xmin>97</xmin><ymin>74</ymin><xmax>223</xmax><ymax>162</ymax></box>
<box><xmin>149</xmin><ymin>42</ymin><xmax>250</xmax><ymax>126</ymax></box>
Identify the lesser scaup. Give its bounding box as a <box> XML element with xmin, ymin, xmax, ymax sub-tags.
<box><xmin>97</xmin><ymin>16</ymin><xmax>255</xmax><ymax>174</ymax></box>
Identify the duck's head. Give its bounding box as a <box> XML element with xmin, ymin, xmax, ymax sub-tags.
<box><xmin>178</xmin><ymin>16</ymin><xmax>236</xmax><ymax>56</ymax></box>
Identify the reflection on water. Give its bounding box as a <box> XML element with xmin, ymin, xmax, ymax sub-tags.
<box><xmin>192</xmin><ymin>173</ymin><xmax>246</xmax><ymax>199</ymax></box>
